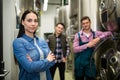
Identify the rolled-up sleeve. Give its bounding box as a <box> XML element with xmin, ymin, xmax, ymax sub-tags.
<box><xmin>96</xmin><ymin>31</ymin><xmax>112</xmax><ymax>39</ymax></box>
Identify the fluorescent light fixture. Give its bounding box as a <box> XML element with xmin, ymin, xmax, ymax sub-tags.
<box><xmin>43</xmin><ymin>0</ymin><xmax>48</xmax><ymax>11</ymax></box>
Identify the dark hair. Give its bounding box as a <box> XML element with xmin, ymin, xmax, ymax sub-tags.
<box><xmin>81</xmin><ymin>16</ymin><xmax>91</xmax><ymax>23</ymax></box>
<box><xmin>55</xmin><ymin>23</ymin><xmax>65</xmax><ymax>29</ymax></box>
<box><xmin>17</xmin><ymin>10</ymin><xmax>38</xmax><ymax>38</ymax></box>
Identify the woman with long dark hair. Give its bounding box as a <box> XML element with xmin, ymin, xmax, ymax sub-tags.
<box><xmin>13</xmin><ymin>10</ymin><xmax>55</xmax><ymax>80</ymax></box>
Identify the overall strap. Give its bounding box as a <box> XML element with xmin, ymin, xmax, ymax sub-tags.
<box><xmin>74</xmin><ymin>32</ymin><xmax>81</xmax><ymax>61</ymax></box>
<box><xmin>92</xmin><ymin>31</ymin><xmax>95</xmax><ymax>39</ymax></box>
<box><xmin>78</xmin><ymin>32</ymin><xmax>81</xmax><ymax>45</ymax></box>
<box><xmin>78</xmin><ymin>31</ymin><xmax>95</xmax><ymax>43</ymax></box>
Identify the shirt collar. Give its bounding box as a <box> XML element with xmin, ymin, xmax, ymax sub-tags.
<box><xmin>79</xmin><ymin>30</ymin><xmax>84</xmax><ymax>35</ymax></box>
<box><xmin>22</xmin><ymin>34</ymin><xmax>38</xmax><ymax>42</ymax></box>
<box><xmin>79</xmin><ymin>29</ymin><xmax>94</xmax><ymax>36</ymax></box>
<box><xmin>54</xmin><ymin>33</ymin><xmax>62</xmax><ymax>38</ymax></box>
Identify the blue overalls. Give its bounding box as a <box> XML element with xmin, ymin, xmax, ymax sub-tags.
<box><xmin>74</xmin><ymin>32</ymin><xmax>96</xmax><ymax>80</ymax></box>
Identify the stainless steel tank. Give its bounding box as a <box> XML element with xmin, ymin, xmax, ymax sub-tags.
<box><xmin>94</xmin><ymin>0</ymin><xmax>120</xmax><ymax>80</ymax></box>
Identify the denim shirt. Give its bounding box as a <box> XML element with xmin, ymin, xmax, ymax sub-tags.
<box><xmin>13</xmin><ymin>34</ymin><xmax>55</xmax><ymax>80</ymax></box>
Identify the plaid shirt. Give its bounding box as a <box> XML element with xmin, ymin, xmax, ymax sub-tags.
<box><xmin>55</xmin><ymin>37</ymin><xmax>70</xmax><ymax>63</ymax></box>
<box><xmin>47</xmin><ymin>36</ymin><xmax>70</xmax><ymax>63</ymax></box>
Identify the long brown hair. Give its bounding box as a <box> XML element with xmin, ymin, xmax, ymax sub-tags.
<box><xmin>17</xmin><ymin>10</ymin><xmax>38</xmax><ymax>38</ymax></box>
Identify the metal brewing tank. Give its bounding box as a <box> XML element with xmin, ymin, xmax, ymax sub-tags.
<box><xmin>93</xmin><ymin>0</ymin><xmax>120</xmax><ymax>80</ymax></box>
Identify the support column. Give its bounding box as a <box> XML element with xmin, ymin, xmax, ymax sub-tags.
<box><xmin>78</xmin><ymin>0</ymin><xmax>82</xmax><ymax>30</ymax></box>
<box><xmin>81</xmin><ymin>0</ymin><xmax>98</xmax><ymax>31</ymax></box>
<box><xmin>0</xmin><ymin>1</ymin><xmax>5</xmax><ymax>80</ymax></box>
<box><xmin>0</xmin><ymin>0</ymin><xmax>3</xmax><ymax>62</ymax></box>
<box><xmin>82</xmin><ymin>0</ymin><xmax>90</xmax><ymax>16</ymax></box>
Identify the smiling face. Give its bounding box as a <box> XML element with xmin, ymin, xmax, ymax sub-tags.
<box><xmin>81</xmin><ymin>18</ymin><xmax>91</xmax><ymax>31</ymax></box>
<box><xmin>22</xmin><ymin>12</ymin><xmax>38</xmax><ymax>37</ymax></box>
<box><xmin>55</xmin><ymin>24</ymin><xmax>64</xmax><ymax>36</ymax></box>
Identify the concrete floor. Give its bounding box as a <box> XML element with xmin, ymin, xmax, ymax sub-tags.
<box><xmin>54</xmin><ymin>68</ymin><xmax>74</xmax><ymax>80</ymax></box>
